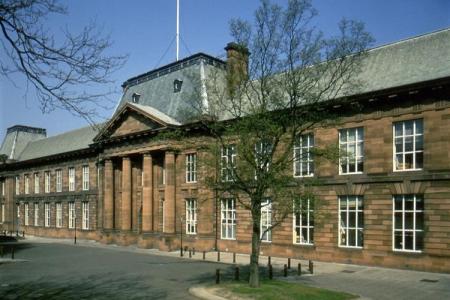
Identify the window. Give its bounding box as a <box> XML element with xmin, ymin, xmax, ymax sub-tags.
<box><xmin>2</xmin><ymin>180</ymin><xmax>5</xmax><ymax>196</ymax></box>
<box><xmin>82</xmin><ymin>201</ymin><xmax>89</xmax><ymax>230</ymax></box>
<box><xmin>294</xmin><ymin>134</ymin><xmax>314</xmax><ymax>177</ymax></box>
<box><xmin>68</xmin><ymin>167</ymin><xmax>75</xmax><ymax>191</ymax></box>
<box><xmin>185</xmin><ymin>199</ymin><xmax>197</xmax><ymax>234</ymax></box>
<box><xmin>173</xmin><ymin>79</ymin><xmax>183</xmax><ymax>93</ymax></box>
<box><xmin>68</xmin><ymin>202</ymin><xmax>76</xmax><ymax>229</ymax></box>
<box><xmin>339</xmin><ymin>127</ymin><xmax>364</xmax><ymax>174</ymax></box>
<box><xmin>293</xmin><ymin>198</ymin><xmax>314</xmax><ymax>245</ymax></box>
<box><xmin>34</xmin><ymin>203</ymin><xmax>39</xmax><ymax>226</ymax></box>
<box><xmin>394</xmin><ymin>119</ymin><xmax>423</xmax><ymax>171</ymax></box>
<box><xmin>185</xmin><ymin>153</ymin><xmax>197</xmax><ymax>183</ymax></box>
<box><xmin>393</xmin><ymin>195</ymin><xmax>424</xmax><ymax>252</ymax></box>
<box><xmin>45</xmin><ymin>171</ymin><xmax>51</xmax><ymax>193</ymax></box>
<box><xmin>82</xmin><ymin>165</ymin><xmax>89</xmax><ymax>191</ymax></box>
<box><xmin>260</xmin><ymin>199</ymin><xmax>272</xmax><ymax>242</ymax></box>
<box><xmin>221</xmin><ymin>198</ymin><xmax>236</xmax><ymax>239</ymax></box>
<box><xmin>15</xmin><ymin>175</ymin><xmax>20</xmax><ymax>195</ymax></box>
<box><xmin>56</xmin><ymin>169</ymin><xmax>62</xmax><ymax>192</ymax></box>
<box><xmin>17</xmin><ymin>203</ymin><xmax>20</xmax><ymax>219</ymax></box>
<box><xmin>24</xmin><ymin>174</ymin><xmax>30</xmax><ymax>194</ymax></box>
<box><xmin>132</xmin><ymin>92</ymin><xmax>141</xmax><ymax>103</ymax></box>
<box><xmin>255</xmin><ymin>140</ymin><xmax>272</xmax><ymax>177</ymax></box>
<box><xmin>339</xmin><ymin>196</ymin><xmax>364</xmax><ymax>248</ymax></box>
<box><xmin>44</xmin><ymin>202</ymin><xmax>50</xmax><ymax>227</ymax></box>
<box><xmin>56</xmin><ymin>203</ymin><xmax>62</xmax><ymax>228</ymax></box>
<box><xmin>221</xmin><ymin>145</ymin><xmax>237</xmax><ymax>182</ymax></box>
<box><xmin>24</xmin><ymin>203</ymin><xmax>29</xmax><ymax>226</ymax></box>
<box><xmin>34</xmin><ymin>173</ymin><xmax>39</xmax><ymax>194</ymax></box>
<box><xmin>1</xmin><ymin>203</ymin><xmax>4</xmax><ymax>223</ymax></box>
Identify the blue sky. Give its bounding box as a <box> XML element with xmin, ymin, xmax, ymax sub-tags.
<box><xmin>1</xmin><ymin>0</ymin><xmax>449</xmax><ymax>142</ymax></box>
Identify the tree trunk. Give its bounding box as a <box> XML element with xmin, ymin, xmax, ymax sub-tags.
<box><xmin>249</xmin><ymin>215</ymin><xmax>261</xmax><ymax>287</ymax></box>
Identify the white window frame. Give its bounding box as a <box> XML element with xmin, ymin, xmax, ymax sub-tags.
<box><xmin>293</xmin><ymin>134</ymin><xmax>314</xmax><ymax>177</ymax></box>
<box><xmin>82</xmin><ymin>201</ymin><xmax>89</xmax><ymax>230</ymax></box>
<box><xmin>393</xmin><ymin>195</ymin><xmax>424</xmax><ymax>253</ymax></box>
<box><xmin>260</xmin><ymin>199</ymin><xmax>272</xmax><ymax>242</ymax></box>
<box><xmin>24</xmin><ymin>203</ymin><xmax>29</xmax><ymax>226</ymax></box>
<box><xmin>221</xmin><ymin>198</ymin><xmax>236</xmax><ymax>240</ymax></box>
<box><xmin>68</xmin><ymin>167</ymin><xmax>76</xmax><ymax>191</ymax></box>
<box><xmin>185</xmin><ymin>198</ymin><xmax>197</xmax><ymax>234</ymax></box>
<box><xmin>24</xmin><ymin>174</ymin><xmax>30</xmax><ymax>194</ymax></box>
<box><xmin>68</xmin><ymin>201</ymin><xmax>76</xmax><ymax>229</ymax></box>
<box><xmin>56</xmin><ymin>202</ymin><xmax>62</xmax><ymax>228</ymax></box>
<box><xmin>34</xmin><ymin>203</ymin><xmax>39</xmax><ymax>226</ymax></box>
<box><xmin>15</xmin><ymin>175</ymin><xmax>20</xmax><ymax>195</ymax></box>
<box><xmin>393</xmin><ymin>119</ymin><xmax>423</xmax><ymax>171</ymax></box>
<box><xmin>339</xmin><ymin>127</ymin><xmax>364</xmax><ymax>174</ymax></box>
<box><xmin>185</xmin><ymin>153</ymin><xmax>197</xmax><ymax>183</ymax></box>
<box><xmin>34</xmin><ymin>173</ymin><xmax>39</xmax><ymax>194</ymax></box>
<box><xmin>45</xmin><ymin>171</ymin><xmax>51</xmax><ymax>193</ymax></box>
<box><xmin>293</xmin><ymin>198</ymin><xmax>314</xmax><ymax>245</ymax></box>
<box><xmin>255</xmin><ymin>140</ymin><xmax>272</xmax><ymax>178</ymax></box>
<box><xmin>82</xmin><ymin>165</ymin><xmax>89</xmax><ymax>191</ymax></box>
<box><xmin>339</xmin><ymin>196</ymin><xmax>364</xmax><ymax>248</ymax></box>
<box><xmin>44</xmin><ymin>202</ymin><xmax>50</xmax><ymax>227</ymax></box>
<box><xmin>221</xmin><ymin>145</ymin><xmax>237</xmax><ymax>182</ymax></box>
<box><xmin>56</xmin><ymin>169</ymin><xmax>62</xmax><ymax>192</ymax></box>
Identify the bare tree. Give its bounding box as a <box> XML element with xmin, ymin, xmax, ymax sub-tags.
<box><xmin>0</xmin><ymin>0</ymin><xmax>127</xmax><ymax>124</ymax></box>
<box><xmin>193</xmin><ymin>0</ymin><xmax>373</xmax><ymax>288</ymax></box>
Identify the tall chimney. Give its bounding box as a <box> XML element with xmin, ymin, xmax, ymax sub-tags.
<box><xmin>225</xmin><ymin>42</ymin><xmax>249</xmax><ymax>97</ymax></box>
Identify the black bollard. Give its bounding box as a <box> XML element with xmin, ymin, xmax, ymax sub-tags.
<box><xmin>217</xmin><ymin>251</ymin><xmax>220</xmax><ymax>262</ymax></box>
<box><xmin>203</xmin><ymin>250</ymin><xmax>206</xmax><ymax>260</ymax></box>
<box><xmin>22</xmin><ymin>231</ymin><xmax>25</xmax><ymax>238</ymax></box>
<box><xmin>309</xmin><ymin>260</ymin><xmax>314</xmax><ymax>274</ymax></box>
<box><xmin>234</xmin><ymin>266</ymin><xmax>240</xmax><ymax>281</ymax></box>
<box><xmin>233</xmin><ymin>252</ymin><xmax>236</xmax><ymax>263</ymax></box>
<box><xmin>288</xmin><ymin>258</ymin><xmax>291</xmax><ymax>269</ymax></box>
<box><xmin>268</xmin><ymin>256</ymin><xmax>271</xmax><ymax>266</ymax></box>
<box><xmin>284</xmin><ymin>264</ymin><xmax>288</xmax><ymax>277</ymax></box>
<box><xmin>268</xmin><ymin>264</ymin><xmax>273</xmax><ymax>280</ymax></box>
<box><xmin>216</xmin><ymin>269</ymin><xmax>220</xmax><ymax>284</ymax></box>
<box><xmin>189</xmin><ymin>249</ymin><xmax>192</xmax><ymax>258</ymax></box>
<box><xmin>298</xmin><ymin>263</ymin><xmax>302</xmax><ymax>276</ymax></box>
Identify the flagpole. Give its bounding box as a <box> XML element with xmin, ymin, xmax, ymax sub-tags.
<box><xmin>176</xmin><ymin>0</ymin><xmax>179</xmax><ymax>61</ymax></box>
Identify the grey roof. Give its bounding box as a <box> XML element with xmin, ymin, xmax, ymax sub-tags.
<box><xmin>17</xmin><ymin>126</ymin><xmax>99</xmax><ymax>161</ymax></box>
<box><xmin>349</xmin><ymin>27</ymin><xmax>450</xmax><ymax>96</ymax></box>
<box><xmin>118</xmin><ymin>53</ymin><xmax>226</xmax><ymax>124</ymax></box>
<box><xmin>0</xmin><ymin>126</ymin><xmax>46</xmax><ymax>160</ymax></box>
<box><xmin>127</xmin><ymin>103</ymin><xmax>181</xmax><ymax>125</ymax></box>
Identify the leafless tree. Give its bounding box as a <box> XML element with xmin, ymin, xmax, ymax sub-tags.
<box><xmin>0</xmin><ymin>0</ymin><xmax>127</xmax><ymax>124</ymax></box>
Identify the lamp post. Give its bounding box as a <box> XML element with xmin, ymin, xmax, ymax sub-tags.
<box><xmin>180</xmin><ymin>216</ymin><xmax>184</xmax><ymax>257</ymax></box>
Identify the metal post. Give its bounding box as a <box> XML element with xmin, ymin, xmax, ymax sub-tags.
<box><xmin>215</xmin><ymin>269</ymin><xmax>220</xmax><ymax>284</ymax></box>
<box><xmin>284</xmin><ymin>264</ymin><xmax>288</xmax><ymax>277</ymax></box>
<box><xmin>309</xmin><ymin>260</ymin><xmax>314</xmax><ymax>274</ymax></box>
<box><xmin>268</xmin><ymin>256</ymin><xmax>271</xmax><ymax>265</ymax></box>
<box><xmin>189</xmin><ymin>249</ymin><xmax>192</xmax><ymax>258</ymax></box>
<box><xmin>298</xmin><ymin>263</ymin><xmax>302</xmax><ymax>276</ymax></box>
<box><xmin>233</xmin><ymin>252</ymin><xmax>236</xmax><ymax>263</ymax></box>
<box><xmin>74</xmin><ymin>216</ymin><xmax>77</xmax><ymax>245</ymax></box>
<box><xmin>268</xmin><ymin>264</ymin><xmax>273</xmax><ymax>280</ymax></box>
<box><xmin>288</xmin><ymin>258</ymin><xmax>291</xmax><ymax>269</ymax></box>
<box><xmin>203</xmin><ymin>250</ymin><xmax>206</xmax><ymax>260</ymax></box>
<box><xmin>180</xmin><ymin>216</ymin><xmax>183</xmax><ymax>257</ymax></box>
<box><xmin>234</xmin><ymin>266</ymin><xmax>239</xmax><ymax>281</ymax></box>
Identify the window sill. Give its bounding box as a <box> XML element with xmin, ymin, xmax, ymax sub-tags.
<box><xmin>339</xmin><ymin>172</ymin><xmax>364</xmax><ymax>176</ymax></box>
<box><xmin>338</xmin><ymin>245</ymin><xmax>363</xmax><ymax>250</ymax></box>
<box><xmin>293</xmin><ymin>242</ymin><xmax>314</xmax><ymax>247</ymax></box>
<box><xmin>393</xmin><ymin>169</ymin><xmax>423</xmax><ymax>173</ymax></box>
<box><xmin>293</xmin><ymin>174</ymin><xmax>314</xmax><ymax>178</ymax></box>
<box><xmin>220</xmin><ymin>238</ymin><xmax>236</xmax><ymax>241</ymax></box>
<box><xmin>392</xmin><ymin>249</ymin><xmax>423</xmax><ymax>254</ymax></box>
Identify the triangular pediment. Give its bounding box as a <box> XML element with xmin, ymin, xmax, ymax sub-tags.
<box><xmin>94</xmin><ymin>103</ymin><xmax>180</xmax><ymax>142</ymax></box>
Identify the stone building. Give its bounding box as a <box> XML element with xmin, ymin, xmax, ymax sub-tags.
<box><xmin>1</xmin><ymin>29</ymin><xmax>450</xmax><ymax>273</ymax></box>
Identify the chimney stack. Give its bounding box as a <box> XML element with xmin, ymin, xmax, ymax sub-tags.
<box><xmin>225</xmin><ymin>42</ymin><xmax>249</xmax><ymax>96</ymax></box>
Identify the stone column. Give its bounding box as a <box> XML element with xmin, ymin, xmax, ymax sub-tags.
<box><xmin>104</xmin><ymin>159</ymin><xmax>114</xmax><ymax>229</ymax></box>
<box><xmin>97</xmin><ymin>161</ymin><xmax>104</xmax><ymax>230</ymax></box>
<box><xmin>121</xmin><ymin>156</ymin><xmax>132</xmax><ymax>231</ymax></box>
<box><xmin>164</xmin><ymin>151</ymin><xmax>176</xmax><ymax>233</ymax></box>
<box><xmin>142</xmin><ymin>153</ymin><xmax>154</xmax><ymax>232</ymax></box>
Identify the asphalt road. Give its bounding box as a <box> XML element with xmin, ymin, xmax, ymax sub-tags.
<box><xmin>0</xmin><ymin>242</ymin><xmax>231</xmax><ymax>299</ymax></box>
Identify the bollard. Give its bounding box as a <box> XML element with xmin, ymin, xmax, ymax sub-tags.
<box><xmin>216</xmin><ymin>269</ymin><xmax>220</xmax><ymax>284</ymax></box>
<box><xmin>22</xmin><ymin>231</ymin><xmax>25</xmax><ymax>238</ymax></box>
<box><xmin>193</xmin><ymin>248</ymin><xmax>196</xmax><ymax>255</ymax></box>
<box><xmin>203</xmin><ymin>251</ymin><xmax>206</xmax><ymax>260</ymax></box>
<box><xmin>268</xmin><ymin>264</ymin><xmax>273</xmax><ymax>280</ymax></box>
<box><xmin>288</xmin><ymin>258</ymin><xmax>291</xmax><ymax>269</ymax></box>
<box><xmin>268</xmin><ymin>256</ymin><xmax>271</xmax><ymax>266</ymax></box>
<box><xmin>16</xmin><ymin>230</ymin><xmax>18</xmax><ymax>237</ymax></box>
<box><xmin>309</xmin><ymin>260</ymin><xmax>314</xmax><ymax>274</ymax></box>
<box><xmin>283</xmin><ymin>264</ymin><xmax>288</xmax><ymax>277</ymax></box>
<box><xmin>11</xmin><ymin>246</ymin><xmax>14</xmax><ymax>260</ymax></box>
<box><xmin>233</xmin><ymin>252</ymin><xmax>236</xmax><ymax>263</ymax></box>
<box><xmin>298</xmin><ymin>263</ymin><xmax>302</xmax><ymax>276</ymax></box>
<box><xmin>234</xmin><ymin>266</ymin><xmax>240</xmax><ymax>281</ymax></box>
<box><xmin>189</xmin><ymin>249</ymin><xmax>192</xmax><ymax>258</ymax></box>
<box><xmin>217</xmin><ymin>251</ymin><xmax>220</xmax><ymax>262</ymax></box>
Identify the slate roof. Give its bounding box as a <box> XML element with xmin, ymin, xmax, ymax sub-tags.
<box><xmin>0</xmin><ymin>126</ymin><xmax>46</xmax><ymax>160</ymax></box>
<box><xmin>17</xmin><ymin>125</ymin><xmax>99</xmax><ymax>161</ymax></box>
<box><xmin>127</xmin><ymin>103</ymin><xmax>181</xmax><ymax>126</ymax></box>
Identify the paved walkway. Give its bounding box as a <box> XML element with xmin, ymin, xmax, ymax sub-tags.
<box><xmin>4</xmin><ymin>236</ymin><xmax>450</xmax><ymax>300</ymax></box>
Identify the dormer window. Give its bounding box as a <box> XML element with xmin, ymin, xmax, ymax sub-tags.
<box><xmin>132</xmin><ymin>93</ymin><xmax>141</xmax><ymax>103</ymax></box>
<box><xmin>174</xmin><ymin>79</ymin><xmax>183</xmax><ymax>93</ymax></box>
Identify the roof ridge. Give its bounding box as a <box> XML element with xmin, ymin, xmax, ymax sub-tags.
<box><xmin>367</xmin><ymin>27</ymin><xmax>450</xmax><ymax>53</ymax></box>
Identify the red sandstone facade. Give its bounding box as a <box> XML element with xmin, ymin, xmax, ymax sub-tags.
<box><xmin>1</xmin><ymin>31</ymin><xmax>450</xmax><ymax>273</ymax></box>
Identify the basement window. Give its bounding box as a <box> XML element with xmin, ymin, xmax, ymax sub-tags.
<box><xmin>173</xmin><ymin>79</ymin><xmax>183</xmax><ymax>93</ymax></box>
